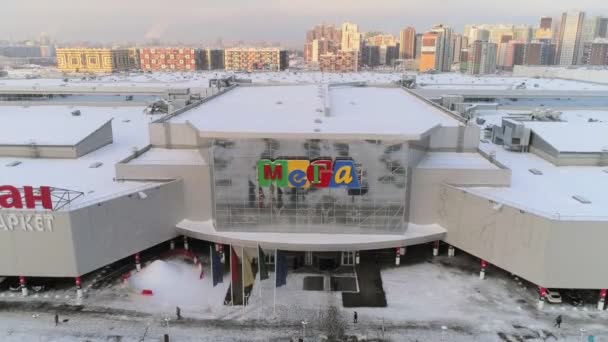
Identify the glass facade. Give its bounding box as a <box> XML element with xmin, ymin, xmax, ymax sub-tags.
<box><xmin>211</xmin><ymin>138</ymin><xmax>409</xmax><ymax>234</ymax></box>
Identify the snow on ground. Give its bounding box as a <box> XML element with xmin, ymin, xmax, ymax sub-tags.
<box><xmin>129</xmin><ymin>259</ymin><xmax>226</xmax><ymax>313</ymax></box>
<box><xmin>416</xmin><ymin>73</ymin><xmax>608</xmax><ymax>91</ymax></box>
<box><xmin>2</xmin><ymin>249</ymin><xmax>607</xmax><ymax>341</ymax></box>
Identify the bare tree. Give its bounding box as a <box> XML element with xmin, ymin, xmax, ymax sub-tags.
<box><xmin>319</xmin><ymin>305</ymin><xmax>346</xmax><ymax>341</ymax></box>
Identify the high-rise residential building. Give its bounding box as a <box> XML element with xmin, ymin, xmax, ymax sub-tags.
<box><xmin>224</xmin><ymin>47</ymin><xmax>288</xmax><ymax>72</ymax></box>
<box><xmin>399</xmin><ymin>27</ymin><xmax>416</xmax><ymax>59</ymax></box>
<box><xmin>579</xmin><ymin>16</ymin><xmax>605</xmax><ymax>59</ymax></box>
<box><xmin>304</xmin><ymin>24</ymin><xmax>341</xmax><ymax>64</ymax></box>
<box><xmin>419</xmin><ymin>32</ymin><xmax>439</xmax><ymax>72</ymax></box>
<box><xmin>466</xmin><ymin>27</ymin><xmax>490</xmax><ymax>44</ymax></box>
<box><xmin>127</xmin><ymin>48</ymin><xmax>140</xmax><ymax>70</ymax></box>
<box><xmin>496</xmin><ymin>34</ymin><xmax>513</xmax><ymax>68</ymax></box>
<box><xmin>588</xmin><ymin>38</ymin><xmax>608</xmax><ymax>65</ymax></box>
<box><xmin>514</xmin><ymin>25</ymin><xmax>534</xmax><ymax>43</ymax></box>
<box><xmin>556</xmin><ymin>10</ymin><xmax>586</xmax><ymax>65</ymax></box>
<box><xmin>341</xmin><ymin>21</ymin><xmax>362</xmax><ymax>52</ymax></box>
<box><xmin>451</xmin><ymin>34</ymin><xmax>466</xmax><ymax>64</ymax></box>
<box><xmin>56</xmin><ymin>48</ymin><xmax>131</xmax><ymax>73</ymax></box>
<box><xmin>414</xmin><ymin>34</ymin><xmax>423</xmax><ymax>59</ymax></box>
<box><xmin>540</xmin><ymin>17</ymin><xmax>553</xmax><ymax>30</ymax></box>
<box><xmin>505</xmin><ymin>41</ymin><xmax>527</xmax><ymax>70</ymax></box>
<box><xmin>431</xmin><ymin>24</ymin><xmax>453</xmax><ymax>71</ymax></box>
<box><xmin>366</xmin><ymin>34</ymin><xmax>400</xmax><ymax>65</ymax></box>
<box><xmin>197</xmin><ymin>49</ymin><xmax>225</xmax><ymax>70</ymax></box>
<box><xmin>524</xmin><ymin>40</ymin><xmax>556</xmax><ymax>65</ymax></box>
<box><xmin>139</xmin><ymin>48</ymin><xmax>197</xmax><ymax>72</ymax></box>
<box><xmin>489</xmin><ymin>25</ymin><xmax>515</xmax><ymax>44</ymax></box>
<box><xmin>599</xmin><ymin>18</ymin><xmax>608</xmax><ymax>38</ymax></box>
<box><xmin>536</xmin><ymin>17</ymin><xmax>553</xmax><ymax>40</ymax></box>
<box><xmin>467</xmin><ymin>41</ymin><xmax>497</xmax><ymax>75</ymax></box>
<box><xmin>360</xmin><ymin>45</ymin><xmax>380</xmax><ymax>67</ymax></box>
<box><xmin>319</xmin><ymin>50</ymin><xmax>359</xmax><ymax>72</ymax></box>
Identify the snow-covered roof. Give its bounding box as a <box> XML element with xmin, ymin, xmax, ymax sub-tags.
<box><xmin>170</xmin><ymin>85</ymin><xmax>459</xmax><ymax>140</ymax></box>
<box><xmin>0</xmin><ymin>105</ymin><xmax>164</xmax><ymax>209</ymax></box>
<box><xmin>467</xmin><ymin>134</ymin><xmax>608</xmax><ymax>221</ymax></box>
<box><xmin>129</xmin><ymin>148</ymin><xmax>206</xmax><ymax>166</ymax></box>
<box><xmin>0</xmin><ymin>106</ymin><xmax>111</xmax><ymax>146</ymax></box>
<box><xmin>526</xmin><ymin>122</ymin><xmax>608</xmax><ymax>153</ymax></box>
<box><xmin>416</xmin><ymin>73</ymin><xmax>608</xmax><ymax>91</ymax></box>
<box><xmin>417</xmin><ymin>152</ymin><xmax>499</xmax><ymax>170</ymax></box>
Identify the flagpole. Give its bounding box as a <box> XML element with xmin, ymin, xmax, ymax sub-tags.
<box><xmin>257</xmin><ymin>245</ymin><xmax>262</xmax><ymax>320</ymax></box>
<box><xmin>273</xmin><ymin>249</ymin><xmax>277</xmax><ymax>317</ymax></box>
<box><xmin>242</xmin><ymin>246</ymin><xmax>246</xmax><ymax>314</ymax></box>
<box><xmin>209</xmin><ymin>245</ymin><xmax>213</xmax><ymax>286</ymax></box>
<box><xmin>230</xmin><ymin>245</ymin><xmax>234</xmax><ymax>307</ymax></box>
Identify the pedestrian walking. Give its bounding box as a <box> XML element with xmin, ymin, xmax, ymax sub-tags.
<box><xmin>353</xmin><ymin>311</ymin><xmax>358</xmax><ymax>324</ymax></box>
<box><xmin>54</xmin><ymin>313</ymin><xmax>59</xmax><ymax>327</ymax></box>
<box><xmin>176</xmin><ymin>306</ymin><xmax>182</xmax><ymax>320</ymax></box>
<box><xmin>554</xmin><ymin>315</ymin><xmax>562</xmax><ymax>328</ymax></box>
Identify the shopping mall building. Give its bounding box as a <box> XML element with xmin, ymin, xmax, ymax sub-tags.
<box><xmin>1</xmin><ymin>79</ymin><xmax>607</xmax><ymax>304</ymax></box>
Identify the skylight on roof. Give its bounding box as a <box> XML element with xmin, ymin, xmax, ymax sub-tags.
<box><xmin>572</xmin><ymin>195</ymin><xmax>591</xmax><ymax>204</ymax></box>
<box><xmin>6</xmin><ymin>161</ymin><xmax>21</xmax><ymax>167</ymax></box>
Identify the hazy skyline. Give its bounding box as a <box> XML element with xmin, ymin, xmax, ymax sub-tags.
<box><xmin>4</xmin><ymin>0</ymin><xmax>608</xmax><ymax>47</ymax></box>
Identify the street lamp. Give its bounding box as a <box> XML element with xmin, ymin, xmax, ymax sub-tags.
<box><xmin>579</xmin><ymin>328</ymin><xmax>586</xmax><ymax>342</ymax></box>
<box><xmin>441</xmin><ymin>325</ymin><xmax>448</xmax><ymax>342</ymax></box>
<box><xmin>301</xmin><ymin>320</ymin><xmax>308</xmax><ymax>341</ymax></box>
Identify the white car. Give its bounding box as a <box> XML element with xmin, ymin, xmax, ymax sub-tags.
<box><xmin>546</xmin><ymin>290</ymin><xmax>562</xmax><ymax>304</ymax></box>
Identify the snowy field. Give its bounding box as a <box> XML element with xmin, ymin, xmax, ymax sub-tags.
<box><xmin>1</xmin><ymin>247</ymin><xmax>607</xmax><ymax>341</ymax></box>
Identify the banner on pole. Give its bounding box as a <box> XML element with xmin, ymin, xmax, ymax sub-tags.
<box><xmin>258</xmin><ymin>245</ymin><xmax>269</xmax><ymax>280</ymax></box>
<box><xmin>275</xmin><ymin>250</ymin><xmax>288</xmax><ymax>287</ymax></box>
<box><xmin>211</xmin><ymin>246</ymin><xmax>223</xmax><ymax>287</ymax></box>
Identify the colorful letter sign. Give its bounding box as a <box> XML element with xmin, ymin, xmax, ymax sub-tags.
<box><xmin>257</xmin><ymin>158</ymin><xmax>360</xmax><ymax>189</ymax></box>
<box><xmin>0</xmin><ymin>185</ymin><xmax>53</xmax><ymax>210</ymax></box>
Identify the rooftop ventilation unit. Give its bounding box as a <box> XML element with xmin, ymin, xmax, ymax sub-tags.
<box><xmin>528</xmin><ymin>168</ymin><xmax>543</xmax><ymax>175</ymax></box>
<box><xmin>71</xmin><ymin>110</ymin><xmax>81</xmax><ymax>116</ymax></box>
<box><xmin>89</xmin><ymin>162</ymin><xmax>103</xmax><ymax>168</ymax></box>
<box><xmin>5</xmin><ymin>161</ymin><xmax>21</xmax><ymax>167</ymax></box>
<box><xmin>314</xmin><ymin>119</ymin><xmax>323</xmax><ymax>124</ymax></box>
<box><xmin>572</xmin><ymin>195</ymin><xmax>591</xmax><ymax>204</ymax></box>
<box><xmin>314</xmin><ymin>128</ymin><xmax>321</xmax><ymax>133</ymax></box>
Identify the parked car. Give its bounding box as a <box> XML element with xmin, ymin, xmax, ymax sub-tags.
<box><xmin>562</xmin><ymin>290</ymin><xmax>584</xmax><ymax>306</ymax></box>
<box><xmin>546</xmin><ymin>289</ymin><xmax>562</xmax><ymax>304</ymax></box>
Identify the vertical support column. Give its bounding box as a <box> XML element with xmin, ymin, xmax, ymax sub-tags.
<box><xmin>433</xmin><ymin>241</ymin><xmax>440</xmax><ymax>257</ymax></box>
<box><xmin>135</xmin><ymin>253</ymin><xmax>142</xmax><ymax>272</ymax></box>
<box><xmin>184</xmin><ymin>236</ymin><xmax>189</xmax><ymax>251</ymax></box>
<box><xmin>598</xmin><ymin>289</ymin><xmax>606</xmax><ymax>311</ymax></box>
<box><xmin>395</xmin><ymin>247</ymin><xmax>401</xmax><ymax>266</ymax></box>
<box><xmin>537</xmin><ymin>287</ymin><xmax>546</xmax><ymax>310</ymax></box>
<box><xmin>480</xmin><ymin>260</ymin><xmax>487</xmax><ymax>280</ymax></box>
<box><xmin>19</xmin><ymin>276</ymin><xmax>28</xmax><ymax>297</ymax></box>
<box><xmin>75</xmin><ymin>277</ymin><xmax>83</xmax><ymax>299</ymax></box>
<box><xmin>355</xmin><ymin>251</ymin><xmax>360</xmax><ymax>265</ymax></box>
<box><xmin>170</xmin><ymin>240</ymin><xmax>175</xmax><ymax>250</ymax></box>
<box><xmin>448</xmin><ymin>245</ymin><xmax>455</xmax><ymax>257</ymax></box>
<box><xmin>401</xmin><ymin>247</ymin><xmax>407</xmax><ymax>255</ymax></box>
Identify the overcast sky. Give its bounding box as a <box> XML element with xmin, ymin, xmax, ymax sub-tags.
<box><xmin>3</xmin><ymin>1</ymin><xmax>608</xmax><ymax>47</ymax></box>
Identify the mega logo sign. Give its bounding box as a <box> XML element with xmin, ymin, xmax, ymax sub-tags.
<box><xmin>0</xmin><ymin>185</ymin><xmax>53</xmax><ymax>210</ymax></box>
<box><xmin>257</xmin><ymin>158</ymin><xmax>361</xmax><ymax>189</ymax></box>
